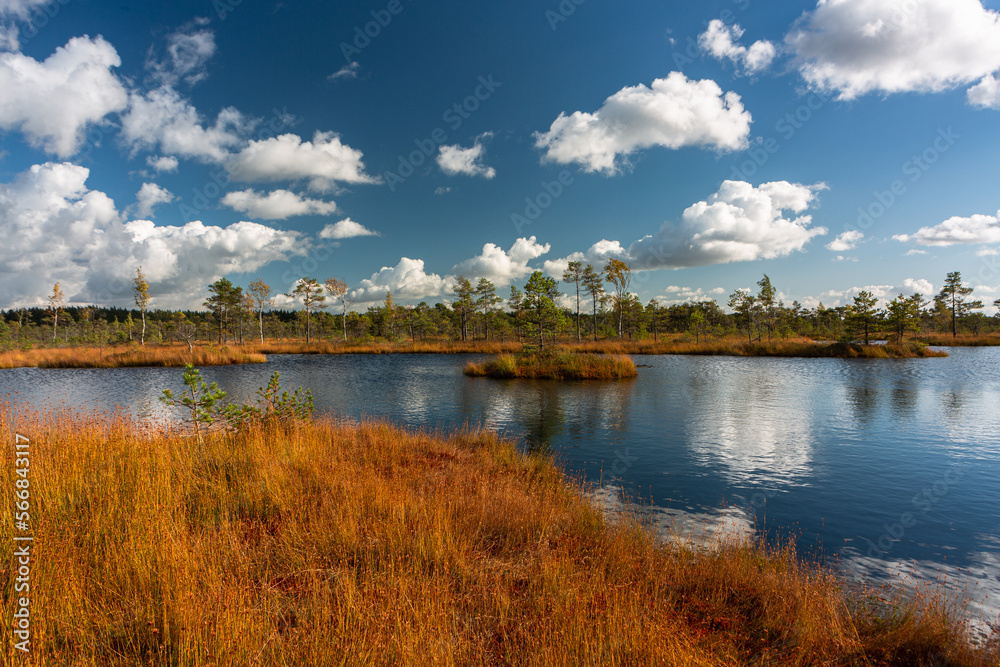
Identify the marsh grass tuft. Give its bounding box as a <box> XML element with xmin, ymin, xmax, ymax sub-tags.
<box><xmin>464</xmin><ymin>350</ymin><xmax>638</xmax><ymax>380</ymax></box>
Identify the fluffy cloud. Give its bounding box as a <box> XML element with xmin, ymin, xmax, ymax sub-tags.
<box><xmin>318</xmin><ymin>217</ymin><xmax>379</xmax><ymax>239</ymax></box>
<box><xmin>533</xmin><ymin>72</ymin><xmax>752</xmax><ymax>174</ymax></box>
<box><xmin>146</xmin><ymin>155</ymin><xmax>179</xmax><ymax>172</ymax></box>
<box><xmin>350</xmin><ymin>257</ymin><xmax>450</xmax><ymax>304</ymax></box>
<box><xmin>816</xmin><ymin>278</ymin><xmax>935</xmax><ymax>307</ymax></box>
<box><xmin>0</xmin><ymin>0</ymin><xmax>50</xmax><ymax>18</ymax></box>
<box><xmin>699</xmin><ymin>20</ymin><xmax>777</xmax><ymax>74</ymax></box>
<box><xmin>222</xmin><ymin>188</ymin><xmax>337</xmax><ymax>220</ymax></box>
<box><xmin>968</xmin><ymin>74</ymin><xmax>1000</xmax><ymax>108</ymax></box>
<box><xmin>542</xmin><ymin>239</ymin><xmax>627</xmax><ymax>280</ymax></box>
<box><xmin>120</xmin><ymin>86</ymin><xmax>249</xmax><ymax>163</ymax></box>
<box><xmin>452</xmin><ymin>236</ymin><xmax>551</xmax><ymax>286</ymax></box>
<box><xmin>893</xmin><ymin>211</ymin><xmax>1000</xmax><ymax>246</ymax></box>
<box><xmin>437</xmin><ymin>133</ymin><xmax>496</xmax><ymax>179</ymax></box>
<box><xmin>225</xmin><ymin>131</ymin><xmax>379</xmax><ymax>192</ymax></box>
<box><xmin>826</xmin><ymin>230</ymin><xmax>864</xmax><ymax>251</ymax></box>
<box><xmin>905</xmin><ymin>249</ymin><xmax>928</xmax><ymax>256</ymax></box>
<box><xmin>0</xmin><ymin>36</ymin><xmax>128</xmax><ymax>157</ymax></box>
<box><xmin>145</xmin><ymin>21</ymin><xmax>216</xmax><ymax>87</ymax></box>
<box><xmin>0</xmin><ymin>23</ymin><xmax>17</xmax><ymax>51</ymax></box>
<box><xmin>0</xmin><ymin>162</ymin><xmax>306</xmax><ymax>308</ymax></box>
<box><xmin>785</xmin><ymin>0</ymin><xmax>1000</xmax><ymax>101</ymax></box>
<box><xmin>655</xmin><ymin>285</ymin><xmax>727</xmax><ymax>306</ymax></box>
<box><xmin>133</xmin><ymin>182</ymin><xmax>174</xmax><ymax>218</ymax></box>
<box><xmin>629</xmin><ymin>180</ymin><xmax>827</xmax><ymax>269</ymax></box>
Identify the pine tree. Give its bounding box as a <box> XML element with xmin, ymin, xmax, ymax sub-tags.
<box><xmin>452</xmin><ymin>276</ymin><xmax>475</xmax><ymax>341</ymax></box>
<box><xmin>291</xmin><ymin>277</ymin><xmax>326</xmax><ymax>343</ymax></box>
<box><xmin>563</xmin><ymin>261</ymin><xmax>585</xmax><ymax>342</ymax></box>
<box><xmin>581</xmin><ymin>264</ymin><xmax>604</xmax><ymax>341</ymax></box>
<box><xmin>523</xmin><ymin>271</ymin><xmax>559</xmax><ymax>347</ymax></box>
<box><xmin>935</xmin><ymin>271</ymin><xmax>983</xmax><ymax>337</ymax></box>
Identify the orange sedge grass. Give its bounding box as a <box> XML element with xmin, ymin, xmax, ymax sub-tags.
<box><xmin>0</xmin><ymin>344</ymin><xmax>266</xmax><ymax>369</ymax></box>
<box><xmin>464</xmin><ymin>351</ymin><xmax>638</xmax><ymax>380</ymax></box>
<box><xmin>0</xmin><ymin>400</ymin><xmax>995</xmax><ymax>665</ymax></box>
<box><xmin>559</xmin><ymin>338</ymin><xmax>948</xmax><ymax>359</ymax></box>
<box><xmin>917</xmin><ymin>334</ymin><xmax>1000</xmax><ymax>347</ymax></box>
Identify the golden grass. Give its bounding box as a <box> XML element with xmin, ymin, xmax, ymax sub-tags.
<box><xmin>1</xmin><ymin>401</ymin><xmax>995</xmax><ymax>665</ymax></box>
<box><xmin>465</xmin><ymin>351</ymin><xmax>638</xmax><ymax>380</ymax></box>
<box><xmin>918</xmin><ymin>334</ymin><xmax>1000</xmax><ymax>347</ymax></box>
<box><xmin>249</xmin><ymin>340</ymin><xmax>524</xmax><ymax>355</ymax></box>
<box><xmin>0</xmin><ymin>344</ymin><xmax>266</xmax><ymax>369</ymax></box>
<box><xmin>560</xmin><ymin>338</ymin><xmax>949</xmax><ymax>358</ymax></box>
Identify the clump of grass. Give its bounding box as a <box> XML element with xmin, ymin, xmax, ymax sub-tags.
<box><xmin>0</xmin><ymin>401</ymin><xmax>996</xmax><ymax>664</ymax></box>
<box><xmin>0</xmin><ymin>344</ymin><xmax>266</xmax><ymax>369</ymax></box>
<box><xmin>465</xmin><ymin>350</ymin><xmax>638</xmax><ymax>379</ymax></box>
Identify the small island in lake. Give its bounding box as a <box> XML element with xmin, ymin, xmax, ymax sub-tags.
<box><xmin>464</xmin><ymin>349</ymin><xmax>638</xmax><ymax>379</ymax></box>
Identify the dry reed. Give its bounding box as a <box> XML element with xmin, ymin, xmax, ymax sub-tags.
<box><xmin>0</xmin><ymin>344</ymin><xmax>266</xmax><ymax>369</ymax></box>
<box><xmin>464</xmin><ymin>351</ymin><xmax>638</xmax><ymax>380</ymax></box>
<box><xmin>0</xmin><ymin>401</ymin><xmax>995</xmax><ymax>665</ymax></box>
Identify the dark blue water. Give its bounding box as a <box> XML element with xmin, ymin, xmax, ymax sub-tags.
<box><xmin>4</xmin><ymin>348</ymin><xmax>999</xmax><ymax>625</ymax></box>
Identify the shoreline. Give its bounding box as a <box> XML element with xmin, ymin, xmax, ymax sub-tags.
<box><xmin>0</xmin><ymin>401</ymin><xmax>996</xmax><ymax>663</ymax></box>
<box><xmin>0</xmin><ymin>337</ymin><xmax>953</xmax><ymax>368</ymax></box>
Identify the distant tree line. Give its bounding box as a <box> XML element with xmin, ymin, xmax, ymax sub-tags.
<box><xmin>2</xmin><ymin>266</ymin><xmax>998</xmax><ymax>349</ymax></box>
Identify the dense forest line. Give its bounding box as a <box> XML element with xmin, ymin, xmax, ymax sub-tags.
<box><xmin>2</xmin><ymin>264</ymin><xmax>997</xmax><ymax>349</ymax></box>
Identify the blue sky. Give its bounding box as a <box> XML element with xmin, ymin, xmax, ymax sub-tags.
<box><xmin>2</xmin><ymin>0</ymin><xmax>1000</xmax><ymax>312</ymax></box>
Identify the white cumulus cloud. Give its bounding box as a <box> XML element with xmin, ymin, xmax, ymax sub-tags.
<box><xmin>437</xmin><ymin>133</ymin><xmax>496</xmax><ymax>179</ymax></box>
<box><xmin>318</xmin><ymin>217</ymin><xmax>379</xmax><ymax>239</ymax></box>
<box><xmin>120</xmin><ymin>85</ymin><xmax>249</xmax><ymax>164</ymax></box>
<box><xmin>0</xmin><ymin>161</ymin><xmax>306</xmax><ymax>309</ymax></box>
<box><xmin>0</xmin><ymin>36</ymin><xmax>128</xmax><ymax>157</ymax></box>
<box><xmin>542</xmin><ymin>239</ymin><xmax>628</xmax><ymax>280</ymax></box>
<box><xmin>785</xmin><ymin>0</ymin><xmax>1000</xmax><ymax>102</ymax></box>
<box><xmin>699</xmin><ymin>20</ymin><xmax>777</xmax><ymax>74</ymax></box>
<box><xmin>452</xmin><ymin>236</ymin><xmax>551</xmax><ymax>286</ymax></box>
<box><xmin>0</xmin><ymin>0</ymin><xmax>50</xmax><ymax>18</ymax></box>
<box><xmin>222</xmin><ymin>188</ymin><xmax>337</xmax><ymax>220</ymax></box>
<box><xmin>146</xmin><ymin>155</ymin><xmax>179</xmax><ymax>172</ymax></box>
<box><xmin>133</xmin><ymin>182</ymin><xmax>175</xmax><ymax>218</ymax></box>
<box><xmin>968</xmin><ymin>74</ymin><xmax>1000</xmax><ymax>109</ymax></box>
<box><xmin>628</xmin><ymin>180</ymin><xmax>828</xmax><ymax>269</ymax></box>
<box><xmin>893</xmin><ymin>211</ymin><xmax>1000</xmax><ymax>246</ymax></box>
<box><xmin>533</xmin><ymin>71</ymin><xmax>752</xmax><ymax>174</ymax></box>
<box><xmin>350</xmin><ymin>257</ymin><xmax>450</xmax><ymax>304</ymax></box>
<box><xmin>826</xmin><ymin>230</ymin><xmax>864</xmax><ymax>251</ymax></box>
<box><xmin>146</xmin><ymin>21</ymin><xmax>216</xmax><ymax>87</ymax></box>
<box><xmin>225</xmin><ymin>131</ymin><xmax>379</xmax><ymax>192</ymax></box>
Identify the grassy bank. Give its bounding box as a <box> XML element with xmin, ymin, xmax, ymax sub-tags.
<box><xmin>249</xmin><ymin>340</ymin><xmax>523</xmax><ymax>355</ymax></box>
<box><xmin>1</xmin><ymin>402</ymin><xmax>995</xmax><ymax>665</ymax></box>
<box><xmin>0</xmin><ymin>344</ymin><xmax>265</xmax><ymax>369</ymax></box>
<box><xmin>564</xmin><ymin>338</ymin><xmax>949</xmax><ymax>359</ymax></box>
<box><xmin>0</xmin><ymin>338</ymin><xmax>950</xmax><ymax>368</ymax></box>
<box><xmin>917</xmin><ymin>334</ymin><xmax>1000</xmax><ymax>347</ymax></box>
<box><xmin>465</xmin><ymin>351</ymin><xmax>638</xmax><ymax>380</ymax></box>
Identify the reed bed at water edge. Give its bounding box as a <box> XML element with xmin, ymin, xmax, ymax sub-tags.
<box><xmin>0</xmin><ymin>399</ymin><xmax>995</xmax><ymax>665</ymax></box>
<box><xmin>0</xmin><ymin>344</ymin><xmax>265</xmax><ymax>369</ymax></box>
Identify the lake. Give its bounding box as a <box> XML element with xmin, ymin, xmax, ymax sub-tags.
<box><xmin>4</xmin><ymin>347</ymin><xmax>999</xmax><ymax>627</ymax></box>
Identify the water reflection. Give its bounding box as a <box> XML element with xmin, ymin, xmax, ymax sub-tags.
<box><xmin>684</xmin><ymin>359</ymin><xmax>815</xmax><ymax>487</ymax></box>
